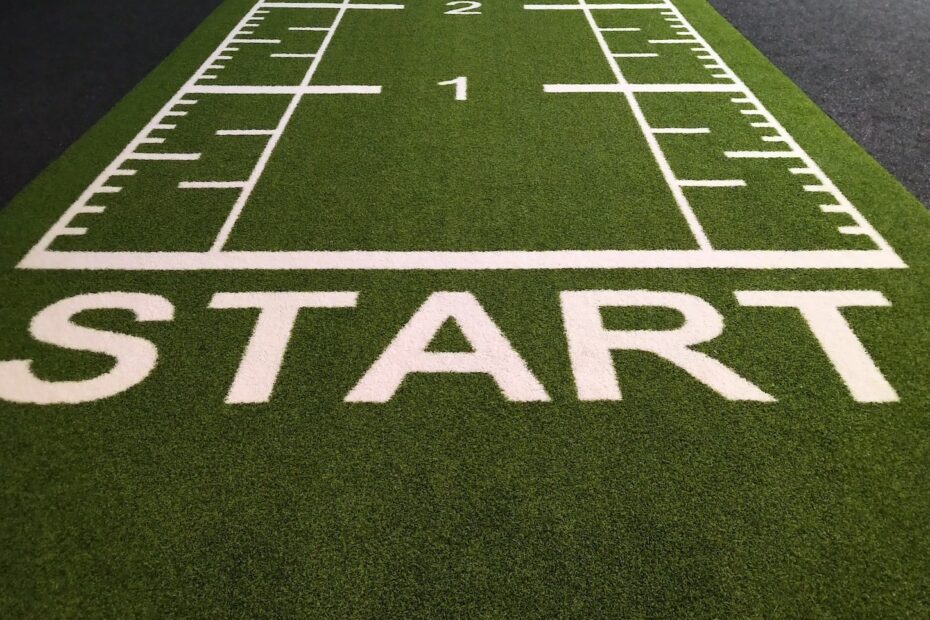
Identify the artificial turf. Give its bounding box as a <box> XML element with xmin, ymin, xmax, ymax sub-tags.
<box><xmin>1</xmin><ymin>0</ymin><xmax>929</xmax><ymax>616</ymax></box>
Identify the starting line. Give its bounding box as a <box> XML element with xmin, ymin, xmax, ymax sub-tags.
<box><xmin>18</xmin><ymin>0</ymin><xmax>906</xmax><ymax>271</ymax></box>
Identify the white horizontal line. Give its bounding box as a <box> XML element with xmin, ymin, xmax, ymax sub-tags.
<box><xmin>188</xmin><ymin>85</ymin><xmax>382</xmax><ymax>95</ymax></box>
<box><xmin>612</xmin><ymin>53</ymin><xmax>658</xmax><ymax>58</ymax></box>
<box><xmin>725</xmin><ymin>151</ymin><xmax>799</xmax><ymax>159</ymax></box>
<box><xmin>216</xmin><ymin>129</ymin><xmax>276</xmax><ymax>136</ymax></box>
<box><xmin>260</xmin><ymin>2</ymin><xmax>405</xmax><ymax>8</ymax></box>
<box><xmin>525</xmin><ymin>4</ymin><xmax>666</xmax><ymax>9</ymax></box>
<box><xmin>288</xmin><ymin>27</ymin><xmax>331</xmax><ymax>31</ymax></box>
<box><xmin>178</xmin><ymin>181</ymin><xmax>248</xmax><ymax>189</ymax></box>
<box><xmin>545</xmin><ymin>83</ymin><xmax>743</xmax><ymax>93</ymax></box>
<box><xmin>598</xmin><ymin>27</ymin><xmax>641</xmax><ymax>32</ymax></box>
<box><xmin>97</xmin><ymin>186</ymin><xmax>122</xmax><ymax>194</ymax></box>
<box><xmin>111</xmin><ymin>169</ymin><xmax>137</xmax><ymax>176</ymax></box>
<box><xmin>651</xmin><ymin>127</ymin><xmax>710</xmax><ymax>134</ymax></box>
<box><xmin>649</xmin><ymin>39</ymin><xmax>699</xmax><ymax>44</ymax></box>
<box><xmin>77</xmin><ymin>206</ymin><xmax>107</xmax><ymax>214</ymax></box>
<box><xmin>678</xmin><ymin>179</ymin><xmax>746</xmax><ymax>188</ymax></box>
<box><xmin>231</xmin><ymin>38</ymin><xmax>281</xmax><ymax>44</ymax></box>
<box><xmin>839</xmin><ymin>226</ymin><xmax>869</xmax><ymax>236</ymax></box>
<box><xmin>804</xmin><ymin>185</ymin><xmax>832</xmax><ymax>192</ymax></box>
<box><xmin>270</xmin><ymin>53</ymin><xmax>317</xmax><ymax>58</ymax></box>
<box><xmin>19</xmin><ymin>249</ymin><xmax>907</xmax><ymax>271</ymax></box>
<box><xmin>790</xmin><ymin>167</ymin><xmax>815</xmax><ymax>175</ymax></box>
<box><xmin>820</xmin><ymin>204</ymin><xmax>851</xmax><ymax>214</ymax></box>
<box><xmin>127</xmin><ymin>153</ymin><xmax>201</xmax><ymax>161</ymax></box>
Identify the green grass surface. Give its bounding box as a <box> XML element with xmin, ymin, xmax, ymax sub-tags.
<box><xmin>1</xmin><ymin>0</ymin><xmax>930</xmax><ymax>616</ymax></box>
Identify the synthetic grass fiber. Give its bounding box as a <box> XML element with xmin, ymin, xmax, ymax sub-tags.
<box><xmin>1</xmin><ymin>0</ymin><xmax>929</xmax><ymax>616</ymax></box>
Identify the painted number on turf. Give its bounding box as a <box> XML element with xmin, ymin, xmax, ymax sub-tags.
<box><xmin>445</xmin><ymin>1</ymin><xmax>482</xmax><ymax>15</ymax></box>
<box><xmin>438</xmin><ymin>77</ymin><xmax>468</xmax><ymax>101</ymax></box>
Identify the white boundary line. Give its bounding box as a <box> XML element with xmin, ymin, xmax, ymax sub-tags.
<box><xmin>19</xmin><ymin>0</ymin><xmax>905</xmax><ymax>271</ymax></box>
<box><xmin>19</xmin><ymin>250</ymin><xmax>907</xmax><ymax>270</ymax></box>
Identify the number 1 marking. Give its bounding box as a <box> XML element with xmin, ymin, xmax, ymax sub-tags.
<box><xmin>438</xmin><ymin>76</ymin><xmax>468</xmax><ymax>101</ymax></box>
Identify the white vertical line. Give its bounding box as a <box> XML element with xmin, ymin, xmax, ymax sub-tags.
<box><xmin>210</xmin><ymin>0</ymin><xmax>353</xmax><ymax>251</ymax></box>
<box><xmin>578</xmin><ymin>0</ymin><xmax>712</xmax><ymax>250</ymax></box>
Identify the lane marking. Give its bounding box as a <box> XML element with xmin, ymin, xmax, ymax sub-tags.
<box><xmin>678</xmin><ymin>180</ymin><xmax>746</xmax><ymax>188</ymax></box>
<box><xmin>651</xmin><ymin>127</ymin><xmax>710</xmax><ymax>134</ymax></box>
<box><xmin>20</xmin><ymin>250</ymin><xmax>908</xmax><ymax>271</ymax></box>
<box><xmin>189</xmin><ymin>85</ymin><xmax>382</xmax><ymax>95</ymax></box>
<box><xmin>216</xmin><ymin>129</ymin><xmax>277</xmax><ymax>136</ymax></box>
<box><xmin>544</xmin><ymin>83</ymin><xmax>742</xmax><ymax>93</ymax></box>
<box><xmin>725</xmin><ymin>151</ymin><xmax>800</xmax><ymax>159</ymax></box>
<box><xmin>573</xmin><ymin>0</ymin><xmax>713</xmax><ymax>250</ymax></box>
<box><xmin>178</xmin><ymin>181</ymin><xmax>249</xmax><ymax>189</ymax></box>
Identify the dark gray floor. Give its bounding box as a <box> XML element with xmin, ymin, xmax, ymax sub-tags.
<box><xmin>0</xmin><ymin>0</ymin><xmax>927</xmax><ymax>208</ymax></box>
<box><xmin>709</xmin><ymin>0</ymin><xmax>930</xmax><ymax>208</ymax></box>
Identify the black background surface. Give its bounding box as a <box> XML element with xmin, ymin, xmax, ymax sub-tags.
<box><xmin>1</xmin><ymin>0</ymin><xmax>927</xmax><ymax>208</ymax></box>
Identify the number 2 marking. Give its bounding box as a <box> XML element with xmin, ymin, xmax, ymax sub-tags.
<box><xmin>438</xmin><ymin>77</ymin><xmax>468</xmax><ymax>101</ymax></box>
<box><xmin>445</xmin><ymin>1</ymin><xmax>482</xmax><ymax>15</ymax></box>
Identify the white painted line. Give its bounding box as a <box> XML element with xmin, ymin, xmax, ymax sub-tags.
<box><xmin>525</xmin><ymin>4</ymin><xmax>666</xmax><ymax>9</ymax></box>
<box><xmin>750</xmin><ymin>122</ymin><xmax>774</xmax><ymax>128</ymax></box>
<box><xmin>762</xmin><ymin>136</ymin><xmax>787</xmax><ymax>142</ymax></box>
<box><xmin>289</xmin><ymin>26</ymin><xmax>332</xmax><ymax>31</ymax></box>
<box><xmin>790</xmin><ymin>167</ymin><xmax>816</xmax><ymax>175</ymax></box>
<box><xmin>545</xmin><ymin>83</ymin><xmax>742</xmax><ymax>93</ymax></box>
<box><xmin>598</xmin><ymin>27</ymin><xmax>641</xmax><ymax>32</ymax></box>
<box><xmin>231</xmin><ymin>38</ymin><xmax>281</xmax><ymax>44</ymax></box>
<box><xmin>570</xmin><ymin>0</ymin><xmax>712</xmax><ymax>251</ymax></box>
<box><xmin>153</xmin><ymin>124</ymin><xmax>178</xmax><ymax>130</ymax></box>
<box><xmin>804</xmin><ymin>185</ymin><xmax>832</xmax><ymax>193</ymax></box>
<box><xmin>649</xmin><ymin>39</ymin><xmax>699</xmax><ymax>44</ymax></box>
<box><xmin>177</xmin><ymin>99</ymin><xmax>199</xmax><ymax>105</ymax></box>
<box><xmin>140</xmin><ymin>137</ymin><xmax>166</xmax><ymax>144</ymax></box>
<box><xmin>19</xmin><ymin>249</ymin><xmax>908</xmax><ymax>271</ymax></box>
<box><xmin>189</xmin><ymin>85</ymin><xmax>382</xmax><ymax>95</ymax></box>
<box><xmin>111</xmin><ymin>169</ymin><xmax>137</xmax><ymax>176</ymax></box>
<box><xmin>77</xmin><ymin>206</ymin><xmax>107</xmax><ymax>214</ymax></box>
<box><xmin>271</xmin><ymin>53</ymin><xmax>318</xmax><ymax>58</ymax></box>
<box><xmin>127</xmin><ymin>153</ymin><xmax>201</xmax><ymax>161</ymax></box>
<box><xmin>97</xmin><ymin>186</ymin><xmax>123</xmax><ymax>194</ymax></box>
<box><xmin>821</xmin><ymin>204</ymin><xmax>850</xmax><ymax>213</ymax></box>
<box><xmin>260</xmin><ymin>2</ymin><xmax>405</xmax><ymax>8</ymax></box>
<box><xmin>839</xmin><ymin>226</ymin><xmax>869</xmax><ymax>236</ymax></box>
<box><xmin>725</xmin><ymin>151</ymin><xmax>799</xmax><ymax>159</ymax></box>
<box><xmin>216</xmin><ymin>129</ymin><xmax>276</xmax><ymax>136</ymax></box>
<box><xmin>57</xmin><ymin>228</ymin><xmax>88</xmax><ymax>237</ymax></box>
<box><xmin>651</xmin><ymin>127</ymin><xmax>710</xmax><ymax>134</ymax></box>
<box><xmin>179</xmin><ymin>181</ymin><xmax>248</xmax><ymax>189</ymax></box>
<box><xmin>613</xmin><ymin>53</ymin><xmax>659</xmax><ymax>58</ymax></box>
<box><xmin>678</xmin><ymin>179</ymin><xmax>746</xmax><ymax>188</ymax></box>
<box><xmin>165</xmin><ymin>111</ymin><xmax>189</xmax><ymax>117</ymax></box>
<box><xmin>211</xmin><ymin>0</ymin><xmax>360</xmax><ymax>252</ymax></box>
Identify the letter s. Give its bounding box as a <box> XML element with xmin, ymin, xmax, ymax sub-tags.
<box><xmin>0</xmin><ymin>293</ymin><xmax>174</xmax><ymax>405</ymax></box>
